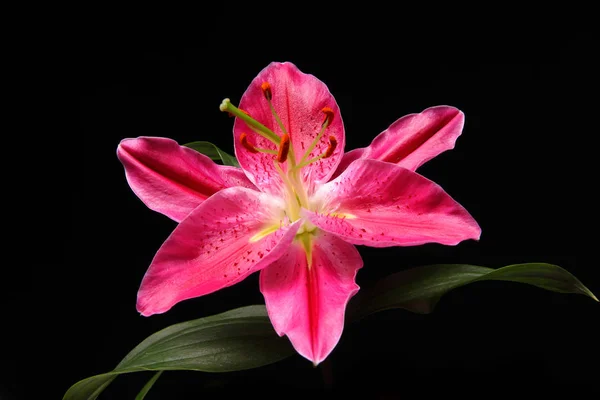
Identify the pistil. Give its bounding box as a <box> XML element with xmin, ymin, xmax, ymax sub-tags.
<box><xmin>220</xmin><ymin>98</ymin><xmax>280</xmax><ymax>144</ymax></box>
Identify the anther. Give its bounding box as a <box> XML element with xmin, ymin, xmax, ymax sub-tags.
<box><xmin>322</xmin><ymin>107</ymin><xmax>334</xmax><ymax>127</ymax></box>
<box><xmin>240</xmin><ymin>133</ymin><xmax>258</xmax><ymax>153</ymax></box>
<box><xmin>276</xmin><ymin>133</ymin><xmax>290</xmax><ymax>163</ymax></box>
<box><xmin>261</xmin><ymin>82</ymin><xmax>272</xmax><ymax>101</ymax></box>
<box><xmin>323</xmin><ymin>136</ymin><xmax>337</xmax><ymax>158</ymax></box>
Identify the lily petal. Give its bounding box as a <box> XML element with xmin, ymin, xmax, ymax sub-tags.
<box><xmin>333</xmin><ymin>106</ymin><xmax>464</xmax><ymax>177</ymax></box>
<box><xmin>137</xmin><ymin>187</ymin><xmax>300</xmax><ymax>316</ymax></box>
<box><xmin>260</xmin><ymin>232</ymin><xmax>363</xmax><ymax>365</ymax></box>
<box><xmin>117</xmin><ymin>137</ymin><xmax>256</xmax><ymax>222</ymax></box>
<box><xmin>235</xmin><ymin>62</ymin><xmax>345</xmax><ymax>195</ymax></box>
<box><xmin>306</xmin><ymin>159</ymin><xmax>481</xmax><ymax>247</ymax></box>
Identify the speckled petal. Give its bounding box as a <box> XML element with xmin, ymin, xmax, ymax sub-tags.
<box><xmin>306</xmin><ymin>159</ymin><xmax>481</xmax><ymax>247</ymax></box>
<box><xmin>260</xmin><ymin>232</ymin><xmax>363</xmax><ymax>365</ymax></box>
<box><xmin>333</xmin><ymin>106</ymin><xmax>464</xmax><ymax>178</ymax></box>
<box><xmin>137</xmin><ymin>187</ymin><xmax>300</xmax><ymax>316</ymax></box>
<box><xmin>234</xmin><ymin>62</ymin><xmax>345</xmax><ymax>196</ymax></box>
<box><xmin>118</xmin><ymin>137</ymin><xmax>256</xmax><ymax>222</ymax></box>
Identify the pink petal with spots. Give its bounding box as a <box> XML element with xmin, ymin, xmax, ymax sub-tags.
<box><xmin>117</xmin><ymin>137</ymin><xmax>256</xmax><ymax>222</ymax></box>
<box><xmin>234</xmin><ymin>62</ymin><xmax>345</xmax><ymax>195</ymax></box>
<box><xmin>136</xmin><ymin>187</ymin><xmax>300</xmax><ymax>316</ymax></box>
<box><xmin>305</xmin><ymin>159</ymin><xmax>481</xmax><ymax>247</ymax></box>
<box><xmin>333</xmin><ymin>106</ymin><xmax>464</xmax><ymax>178</ymax></box>
<box><xmin>260</xmin><ymin>232</ymin><xmax>363</xmax><ymax>365</ymax></box>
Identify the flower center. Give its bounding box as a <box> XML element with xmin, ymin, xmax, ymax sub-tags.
<box><xmin>220</xmin><ymin>82</ymin><xmax>337</xmax><ymax>251</ymax></box>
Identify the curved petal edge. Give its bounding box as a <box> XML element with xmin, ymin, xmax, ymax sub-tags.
<box><xmin>137</xmin><ymin>187</ymin><xmax>299</xmax><ymax>316</ymax></box>
<box><xmin>260</xmin><ymin>232</ymin><xmax>363</xmax><ymax>365</ymax></box>
<box><xmin>333</xmin><ymin>106</ymin><xmax>464</xmax><ymax>177</ymax></box>
<box><xmin>117</xmin><ymin>137</ymin><xmax>255</xmax><ymax>222</ymax></box>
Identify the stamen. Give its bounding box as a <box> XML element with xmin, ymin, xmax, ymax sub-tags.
<box><xmin>322</xmin><ymin>107</ymin><xmax>335</xmax><ymax>127</ymax></box>
<box><xmin>240</xmin><ymin>133</ymin><xmax>258</xmax><ymax>153</ymax></box>
<box><xmin>298</xmin><ymin>107</ymin><xmax>335</xmax><ymax>165</ymax></box>
<box><xmin>276</xmin><ymin>134</ymin><xmax>290</xmax><ymax>163</ymax></box>
<box><xmin>323</xmin><ymin>136</ymin><xmax>337</xmax><ymax>158</ymax></box>
<box><xmin>240</xmin><ymin>133</ymin><xmax>277</xmax><ymax>155</ymax></box>
<box><xmin>295</xmin><ymin>136</ymin><xmax>338</xmax><ymax>169</ymax></box>
<box><xmin>257</xmin><ymin>84</ymin><xmax>297</xmax><ymax>166</ymax></box>
<box><xmin>261</xmin><ymin>82</ymin><xmax>272</xmax><ymax>101</ymax></box>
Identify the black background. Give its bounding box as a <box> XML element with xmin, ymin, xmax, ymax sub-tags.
<box><xmin>7</xmin><ymin>28</ymin><xmax>598</xmax><ymax>399</ymax></box>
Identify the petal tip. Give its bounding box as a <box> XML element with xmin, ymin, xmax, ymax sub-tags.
<box><xmin>470</xmin><ymin>222</ymin><xmax>483</xmax><ymax>242</ymax></box>
<box><xmin>136</xmin><ymin>304</ymin><xmax>153</xmax><ymax>317</ymax></box>
<box><xmin>116</xmin><ymin>138</ymin><xmax>131</xmax><ymax>154</ymax></box>
<box><xmin>136</xmin><ymin>293</ymin><xmax>166</xmax><ymax>317</ymax></box>
<box><xmin>117</xmin><ymin>137</ymin><xmax>140</xmax><ymax>150</ymax></box>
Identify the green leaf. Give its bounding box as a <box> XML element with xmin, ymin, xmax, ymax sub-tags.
<box><xmin>184</xmin><ymin>141</ymin><xmax>240</xmax><ymax>167</ymax></box>
<box><xmin>347</xmin><ymin>263</ymin><xmax>598</xmax><ymax>321</ymax></box>
<box><xmin>63</xmin><ymin>305</ymin><xmax>294</xmax><ymax>400</ymax></box>
<box><xmin>135</xmin><ymin>371</ymin><xmax>162</xmax><ymax>400</ymax></box>
<box><xmin>65</xmin><ymin>263</ymin><xmax>597</xmax><ymax>399</ymax></box>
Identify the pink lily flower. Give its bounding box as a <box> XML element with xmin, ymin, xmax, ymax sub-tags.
<box><xmin>117</xmin><ymin>62</ymin><xmax>481</xmax><ymax>365</ymax></box>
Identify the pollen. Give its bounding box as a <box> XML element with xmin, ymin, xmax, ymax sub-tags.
<box><xmin>322</xmin><ymin>107</ymin><xmax>335</xmax><ymax>126</ymax></box>
<box><xmin>240</xmin><ymin>133</ymin><xmax>258</xmax><ymax>153</ymax></box>
<box><xmin>276</xmin><ymin>133</ymin><xmax>290</xmax><ymax>163</ymax></box>
<box><xmin>261</xmin><ymin>81</ymin><xmax>272</xmax><ymax>101</ymax></box>
<box><xmin>323</xmin><ymin>136</ymin><xmax>337</xmax><ymax>158</ymax></box>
